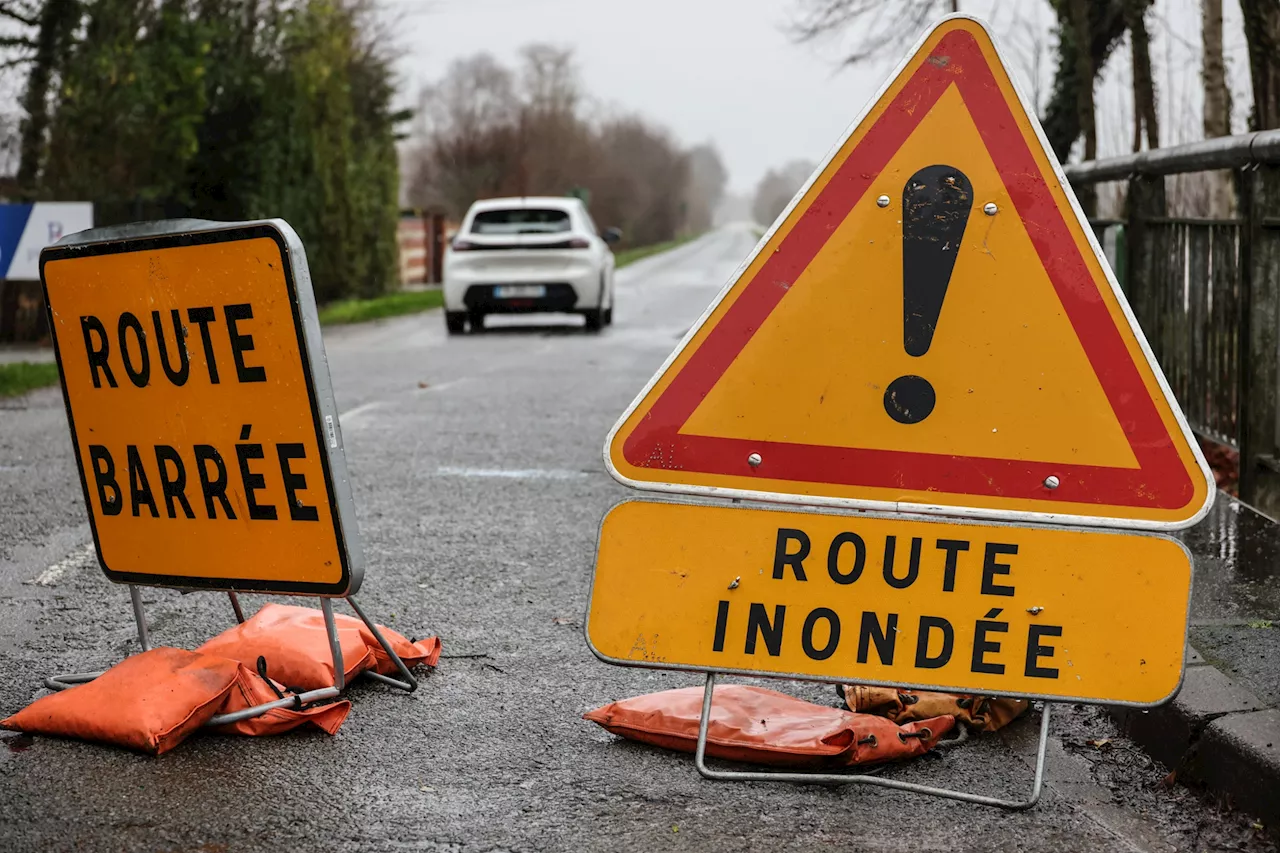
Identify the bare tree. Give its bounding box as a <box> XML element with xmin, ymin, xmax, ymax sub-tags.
<box><xmin>407</xmin><ymin>46</ymin><xmax>698</xmax><ymax>245</ymax></box>
<box><xmin>410</xmin><ymin>54</ymin><xmax>521</xmax><ymax>214</ymax></box>
<box><xmin>1126</xmin><ymin>0</ymin><xmax>1158</xmax><ymax>152</ymax></box>
<box><xmin>788</xmin><ymin>0</ymin><xmax>951</xmax><ymax>66</ymax></box>
<box><xmin>1201</xmin><ymin>0</ymin><xmax>1233</xmax><ymax>216</ymax></box>
<box><xmin>752</xmin><ymin>160</ymin><xmax>816</xmax><ymax>226</ymax></box>
<box><xmin>684</xmin><ymin>143</ymin><xmax>729</xmax><ymax>233</ymax></box>
<box><xmin>520</xmin><ymin>44</ymin><xmax>579</xmax><ymax>116</ymax></box>
<box><xmin>1004</xmin><ymin>3</ymin><xmax>1053</xmax><ymax>113</ymax></box>
<box><xmin>516</xmin><ymin>44</ymin><xmax>592</xmax><ymax>198</ymax></box>
<box><xmin>1241</xmin><ymin>0</ymin><xmax>1280</xmax><ymax>130</ymax></box>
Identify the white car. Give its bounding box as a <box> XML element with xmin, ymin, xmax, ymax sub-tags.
<box><xmin>442</xmin><ymin>197</ymin><xmax>620</xmax><ymax>334</ymax></box>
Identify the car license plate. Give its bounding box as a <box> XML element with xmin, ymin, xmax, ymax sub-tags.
<box><xmin>494</xmin><ymin>285</ymin><xmax>546</xmax><ymax>299</ymax></box>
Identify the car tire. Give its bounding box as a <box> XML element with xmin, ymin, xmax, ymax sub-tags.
<box><xmin>445</xmin><ymin>311</ymin><xmax>466</xmax><ymax>335</ymax></box>
<box><xmin>468</xmin><ymin>311</ymin><xmax>485</xmax><ymax>333</ymax></box>
<box><xmin>583</xmin><ymin>308</ymin><xmax>603</xmax><ymax>332</ymax></box>
<box><xmin>603</xmin><ymin>307</ymin><xmax>613</xmax><ymax>325</ymax></box>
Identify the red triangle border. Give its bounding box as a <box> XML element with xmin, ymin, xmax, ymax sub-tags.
<box><xmin>621</xmin><ymin>28</ymin><xmax>1194</xmax><ymax>511</ymax></box>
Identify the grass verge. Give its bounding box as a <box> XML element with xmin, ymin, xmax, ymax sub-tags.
<box><xmin>0</xmin><ymin>361</ymin><xmax>61</xmax><ymax>398</ymax></box>
<box><xmin>318</xmin><ymin>288</ymin><xmax>444</xmax><ymax>326</ymax></box>
<box><xmin>614</xmin><ymin>233</ymin><xmax>702</xmax><ymax>269</ymax></box>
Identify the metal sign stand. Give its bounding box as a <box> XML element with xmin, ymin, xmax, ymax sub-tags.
<box><xmin>42</xmin><ymin>585</ymin><xmax>418</xmax><ymax>728</ymax></box>
<box><xmin>691</xmin><ymin>673</ymin><xmax>1050</xmax><ymax>810</ymax></box>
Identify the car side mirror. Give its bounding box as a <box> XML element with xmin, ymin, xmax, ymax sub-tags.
<box><xmin>602</xmin><ymin>227</ymin><xmax>623</xmax><ymax>245</ymax></box>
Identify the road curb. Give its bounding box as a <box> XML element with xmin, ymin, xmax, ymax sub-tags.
<box><xmin>1108</xmin><ymin>646</ymin><xmax>1279</xmax><ymax>827</ymax></box>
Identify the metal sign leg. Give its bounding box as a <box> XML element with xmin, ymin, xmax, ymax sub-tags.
<box><xmin>692</xmin><ymin>672</ymin><xmax>1049</xmax><ymax>810</ymax></box>
<box><xmin>345</xmin><ymin>596</ymin><xmax>418</xmax><ymax>692</ymax></box>
<box><xmin>321</xmin><ymin>597</ymin><xmax>346</xmax><ymax>693</ymax></box>
<box><xmin>129</xmin><ymin>585</ymin><xmax>151</xmax><ymax>651</ymax></box>
<box><xmin>40</xmin><ymin>591</ymin><xmax>423</xmax><ymax>725</ymax></box>
<box><xmin>228</xmin><ymin>592</ymin><xmax>246</xmax><ymax>624</ymax></box>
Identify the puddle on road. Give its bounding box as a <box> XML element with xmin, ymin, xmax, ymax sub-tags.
<box><xmin>2</xmin><ymin>732</ymin><xmax>33</xmax><ymax>752</ymax></box>
<box><xmin>1181</xmin><ymin>494</ymin><xmax>1280</xmax><ymax>622</ymax></box>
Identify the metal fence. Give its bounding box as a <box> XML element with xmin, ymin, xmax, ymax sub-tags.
<box><xmin>1065</xmin><ymin>129</ymin><xmax>1280</xmax><ymax>510</ymax></box>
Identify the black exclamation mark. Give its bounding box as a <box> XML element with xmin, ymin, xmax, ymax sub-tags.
<box><xmin>883</xmin><ymin>164</ymin><xmax>973</xmax><ymax>425</ymax></box>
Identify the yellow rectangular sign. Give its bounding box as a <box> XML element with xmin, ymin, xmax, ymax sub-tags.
<box><xmin>587</xmin><ymin>500</ymin><xmax>1192</xmax><ymax>705</ymax></box>
<box><xmin>41</xmin><ymin>221</ymin><xmax>362</xmax><ymax>595</ymax></box>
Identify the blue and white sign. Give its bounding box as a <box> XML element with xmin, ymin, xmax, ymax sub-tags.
<box><xmin>0</xmin><ymin>203</ymin><xmax>93</xmax><ymax>280</ymax></box>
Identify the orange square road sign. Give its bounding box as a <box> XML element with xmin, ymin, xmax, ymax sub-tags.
<box><xmin>587</xmin><ymin>499</ymin><xmax>1193</xmax><ymax>706</ymax></box>
<box><xmin>605</xmin><ymin>17</ymin><xmax>1213</xmax><ymax>530</ymax></box>
<box><xmin>41</xmin><ymin>220</ymin><xmax>362</xmax><ymax>595</ymax></box>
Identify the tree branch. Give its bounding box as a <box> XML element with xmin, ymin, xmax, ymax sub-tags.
<box><xmin>0</xmin><ymin>1</ymin><xmax>41</xmax><ymax>27</ymax></box>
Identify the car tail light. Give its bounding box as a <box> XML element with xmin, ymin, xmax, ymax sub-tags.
<box><xmin>451</xmin><ymin>239</ymin><xmax>476</xmax><ymax>251</ymax></box>
<box><xmin>567</xmin><ymin>237</ymin><xmax>591</xmax><ymax>249</ymax></box>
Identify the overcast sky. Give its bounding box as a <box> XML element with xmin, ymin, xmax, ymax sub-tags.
<box><xmin>388</xmin><ymin>0</ymin><xmax>1253</xmax><ymax>195</ymax></box>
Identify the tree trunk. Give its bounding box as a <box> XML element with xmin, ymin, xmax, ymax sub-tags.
<box><xmin>1202</xmin><ymin>0</ymin><xmax>1234</xmax><ymax>216</ymax></box>
<box><xmin>1041</xmin><ymin>0</ymin><xmax>1130</xmax><ymax>162</ymax></box>
<box><xmin>1069</xmin><ymin>0</ymin><xmax>1097</xmax><ymax>215</ymax></box>
<box><xmin>1127</xmin><ymin>0</ymin><xmax>1159</xmax><ymax>152</ymax></box>
<box><xmin>1241</xmin><ymin>0</ymin><xmax>1280</xmax><ymax>130</ymax></box>
<box><xmin>15</xmin><ymin>0</ymin><xmax>78</xmax><ymax>198</ymax></box>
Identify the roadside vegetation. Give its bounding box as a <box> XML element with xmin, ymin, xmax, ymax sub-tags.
<box><xmin>0</xmin><ymin>362</ymin><xmax>60</xmax><ymax>398</ymax></box>
<box><xmin>0</xmin><ymin>0</ymin><xmax>402</xmax><ymax>305</ymax></box>
<box><xmin>319</xmin><ymin>289</ymin><xmax>444</xmax><ymax>326</ymax></box>
<box><xmin>614</xmin><ymin>234</ymin><xmax>701</xmax><ymax>269</ymax></box>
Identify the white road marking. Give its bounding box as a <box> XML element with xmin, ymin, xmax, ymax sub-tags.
<box><xmin>26</xmin><ymin>542</ymin><xmax>96</xmax><ymax>586</ymax></box>
<box><xmin>339</xmin><ymin>399</ymin><xmax>384</xmax><ymax>430</ymax></box>
<box><xmin>434</xmin><ymin>466</ymin><xmax>590</xmax><ymax>480</ymax></box>
<box><xmin>339</xmin><ymin>400</ymin><xmax>383</xmax><ymax>420</ymax></box>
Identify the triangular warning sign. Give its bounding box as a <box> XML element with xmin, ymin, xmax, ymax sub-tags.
<box><xmin>606</xmin><ymin>16</ymin><xmax>1213</xmax><ymax>530</ymax></box>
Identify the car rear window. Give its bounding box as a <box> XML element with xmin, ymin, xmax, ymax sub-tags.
<box><xmin>471</xmin><ymin>208</ymin><xmax>571</xmax><ymax>235</ymax></box>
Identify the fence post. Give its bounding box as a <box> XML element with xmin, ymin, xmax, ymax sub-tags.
<box><xmin>1124</xmin><ymin>174</ymin><xmax>1165</xmax><ymax>356</ymax></box>
<box><xmin>1237</xmin><ymin>164</ymin><xmax>1280</xmax><ymax>511</ymax></box>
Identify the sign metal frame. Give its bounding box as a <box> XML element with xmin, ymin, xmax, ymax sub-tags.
<box><xmin>583</xmin><ymin>496</ymin><xmax>1087</xmax><ymax>809</ymax></box>
<box><xmin>601</xmin><ymin>13</ymin><xmax>1214</xmax><ymax>533</ymax></box>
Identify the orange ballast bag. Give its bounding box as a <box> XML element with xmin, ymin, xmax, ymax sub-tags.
<box><xmin>1</xmin><ymin>648</ymin><xmax>239</xmax><ymax>755</ymax></box>
<box><xmin>198</xmin><ymin>603</ymin><xmax>377</xmax><ymax>690</ymax></box>
<box><xmin>197</xmin><ymin>603</ymin><xmax>440</xmax><ymax>691</ymax></box>
<box><xmin>352</xmin><ymin>618</ymin><xmax>442</xmax><ymax>676</ymax></box>
<box><xmin>585</xmin><ymin>686</ymin><xmax>955</xmax><ymax>768</ymax></box>
<box><xmin>843</xmin><ymin>684</ymin><xmax>1029</xmax><ymax>733</ymax></box>
<box><xmin>209</xmin><ymin>663</ymin><xmax>351</xmax><ymax>737</ymax></box>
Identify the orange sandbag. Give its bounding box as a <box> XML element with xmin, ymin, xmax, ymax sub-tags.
<box><xmin>843</xmin><ymin>684</ymin><xmax>1029</xmax><ymax>733</ymax></box>
<box><xmin>345</xmin><ymin>617</ymin><xmax>442</xmax><ymax>676</ymax></box>
<box><xmin>209</xmin><ymin>663</ymin><xmax>351</xmax><ymax>737</ymax></box>
<box><xmin>197</xmin><ymin>603</ymin><xmax>441</xmax><ymax>691</ymax></box>
<box><xmin>1</xmin><ymin>648</ymin><xmax>239</xmax><ymax>755</ymax></box>
<box><xmin>585</xmin><ymin>685</ymin><xmax>955</xmax><ymax>768</ymax></box>
<box><xmin>198</xmin><ymin>603</ymin><xmax>377</xmax><ymax>691</ymax></box>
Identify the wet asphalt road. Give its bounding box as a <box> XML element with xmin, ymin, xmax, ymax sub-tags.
<box><xmin>0</xmin><ymin>224</ymin><xmax>1273</xmax><ymax>852</ymax></box>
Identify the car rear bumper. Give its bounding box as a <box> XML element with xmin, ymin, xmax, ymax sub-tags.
<box><xmin>460</xmin><ymin>283</ymin><xmax>581</xmax><ymax>314</ymax></box>
<box><xmin>443</xmin><ymin>266</ymin><xmax>601</xmax><ymax>313</ymax></box>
